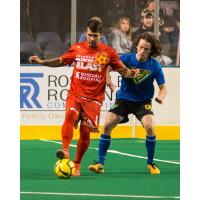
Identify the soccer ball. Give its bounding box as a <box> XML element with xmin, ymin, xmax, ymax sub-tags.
<box><xmin>54</xmin><ymin>159</ymin><xmax>75</xmax><ymax>179</ymax></box>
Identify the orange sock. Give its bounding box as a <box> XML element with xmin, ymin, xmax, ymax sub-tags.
<box><xmin>61</xmin><ymin>110</ymin><xmax>78</xmax><ymax>157</ymax></box>
<box><xmin>74</xmin><ymin>122</ymin><xmax>90</xmax><ymax>164</ymax></box>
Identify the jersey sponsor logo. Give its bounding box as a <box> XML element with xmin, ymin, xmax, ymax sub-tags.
<box><xmin>20</xmin><ymin>73</ymin><xmax>43</xmax><ymax>108</ymax></box>
<box><xmin>133</xmin><ymin>69</ymin><xmax>151</xmax><ymax>84</ymax></box>
<box><xmin>76</xmin><ymin>55</ymin><xmax>102</xmax><ymax>72</ymax></box>
<box><xmin>75</xmin><ymin>71</ymin><xmax>102</xmax><ymax>82</ymax></box>
<box><xmin>75</xmin><ymin>53</ymin><xmax>109</xmax><ymax>72</ymax></box>
<box><xmin>76</xmin><ymin>61</ymin><xmax>102</xmax><ymax>72</ymax></box>
<box><xmin>144</xmin><ymin>104</ymin><xmax>152</xmax><ymax>110</ymax></box>
<box><xmin>125</xmin><ymin>65</ymin><xmax>151</xmax><ymax>84</ymax></box>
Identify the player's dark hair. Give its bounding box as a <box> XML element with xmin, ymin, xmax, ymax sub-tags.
<box><xmin>134</xmin><ymin>32</ymin><xmax>162</xmax><ymax>57</ymax></box>
<box><xmin>86</xmin><ymin>20</ymin><xmax>103</xmax><ymax>33</ymax></box>
<box><xmin>145</xmin><ymin>0</ymin><xmax>155</xmax><ymax>8</ymax></box>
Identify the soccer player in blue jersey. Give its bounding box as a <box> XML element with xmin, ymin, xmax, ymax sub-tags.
<box><xmin>88</xmin><ymin>32</ymin><xmax>167</xmax><ymax>174</ymax></box>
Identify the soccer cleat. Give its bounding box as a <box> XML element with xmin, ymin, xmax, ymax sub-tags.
<box><xmin>56</xmin><ymin>149</ymin><xmax>69</xmax><ymax>159</ymax></box>
<box><xmin>73</xmin><ymin>162</ymin><xmax>81</xmax><ymax>176</ymax></box>
<box><xmin>88</xmin><ymin>161</ymin><xmax>104</xmax><ymax>173</ymax></box>
<box><xmin>147</xmin><ymin>163</ymin><xmax>160</xmax><ymax>174</ymax></box>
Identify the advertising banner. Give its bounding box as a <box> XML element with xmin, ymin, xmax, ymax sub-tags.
<box><xmin>20</xmin><ymin>66</ymin><xmax>133</xmax><ymax>125</ymax></box>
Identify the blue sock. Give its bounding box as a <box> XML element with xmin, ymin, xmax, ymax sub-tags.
<box><xmin>98</xmin><ymin>134</ymin><xmax>111</xmax><ymax>164</ymax></box>
<box><xmin>146</xmin><ymin>135</ymin><xmax>156</xmax><ymax>164</ymax></box>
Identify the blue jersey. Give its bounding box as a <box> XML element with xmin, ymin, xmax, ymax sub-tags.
<box><xmin>117</xmin><ymin>52</ymin><xmax>165</xmax><ymax>102</ymax></box>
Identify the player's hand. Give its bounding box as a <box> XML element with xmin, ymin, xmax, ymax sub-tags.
<box><xmin>29</xmin><ymin>56</ymin><xmax>43</xmax><ymax>64</ymax></box>
<box><xmin>131</xmin><ymin>68</ymin><xmax>140</xmax><ymax>78</ymax></box>
<box><xmin>155</xmin><ymin>97</ymin><xmax>163</xmax><ymax>104</ymax></box>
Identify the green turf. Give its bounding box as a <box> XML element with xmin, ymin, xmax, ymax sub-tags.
<box><xmin>20</xmin><ymin>139</ymin><xmax>180</xmax><ymax>200</ymax></box>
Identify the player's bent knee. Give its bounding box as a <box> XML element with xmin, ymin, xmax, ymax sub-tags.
<box><xmin>143</xmin><ymin>121</ymin><xmax>153</xmax><ymax>129</ymax></box>
<box><xmin>103</xmin><ymin>124</ymin><xmax>114</xmax><ymax>134</ymax></box>
<box><xmin>103</xmin><ymin>120</ymin><xmax>118</xmax><ymax>133</ymax></box>
<box><xmin>103</xmin><ymin>112</ymin><xmax>120</xmax><ymax>134</ymax></box>
<box><xmin>142</xmin><ymin>119</ymin><xmax>155</xmax><ymax>136</ymax></box>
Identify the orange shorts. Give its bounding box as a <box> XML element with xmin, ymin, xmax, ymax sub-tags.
<box><xmin>66</xmin><ymin>93</ymin><xmax>102</xmax><ymax>129</ymax></box>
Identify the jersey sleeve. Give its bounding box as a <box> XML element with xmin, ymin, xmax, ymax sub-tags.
<box><xmin>59</xmin><ymin>45</ymin><xmax>76</xmax><ymax>65</ymax></box>
<box><xmin>108</xmin><ymin>48</ymin><xmax>124</xmax><ymax>71</ymax></box>
<box><xmin>154</xmin><ymin>62</ymin><xmax>165</xmax><ymax>86</ymax></box>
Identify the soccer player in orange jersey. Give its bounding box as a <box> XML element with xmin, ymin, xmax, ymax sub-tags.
<box><xmin>29</xmin><ymin>19</ymin><xmax>139</xmax><ymax>176</ymax></box>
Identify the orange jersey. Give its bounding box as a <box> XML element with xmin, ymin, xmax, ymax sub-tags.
<box><xmin>60</xmin><ymin>41</ymin><xmax>124</xmax><ymax>103</ymax></box>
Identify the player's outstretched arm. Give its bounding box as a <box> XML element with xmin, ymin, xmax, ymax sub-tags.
<box><xmin>117</xmin><ymin>65</ymin><xmax>140</xmax><ymax>78</ymax></box>
<box><xmin>29</xmin><ymin>56</ymin><xmax>64</xmax><ymax>67</ymax></box>
<box><xmin>155</xmin><ymin>84</ymin><xmax>167</xmax><ymax>104</ymax></box>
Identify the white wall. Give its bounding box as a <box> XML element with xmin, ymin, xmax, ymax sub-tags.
<box><xmin>151</xmin><ymin>68</ymin><xmax>180</xmax><ymax>125</ymax></box>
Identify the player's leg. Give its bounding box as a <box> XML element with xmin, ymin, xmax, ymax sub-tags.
<box><xmin>141</xmin><ymin>114</ymin><xmax>156</xmax><ymax>163</ymax></box>
<box><xmin>135</xmin><ymin>102</ymin><xmax>160</xmax><ymax>174</ymax></box>
<box><xmin>88</xmin><ymin>100</ymin><xmax>131</xmax><ymax>173</ymax></box>
<box><xmin>56</xmin><ymin>94</ymin><xmax>81</xmax><ymax>159</ymax></box>
<box><xmin>99</xmin><ymin>112</ymin><xmax>121</xmax><ymax>164</ymax></box>
<box><xmin>73</xmin><ymin>120</ymin><xmax>91</xmax><ymax>176</ymax></box>
<box><xmin>97</xmin><ymin>100</ymin><xmax>129</xmax><ymax>167</ymax></box>
<box><xmin>74</xmin><ymin>97</ymin><xmax>102</xmax><ymax>175</ymax></box>
<box><xmin>141</xmin><ymin>114</ymin><xmax>160</xmax><ymax>174</ymax></box>
<box><xmin>56</xmin><ymin>108</ymin><xmax>80</xmax><ymax>159</ymax></box>
<box><xmin>88</xmin><ymin>111</ymin><xmax>121</xmax><ymax>173</ymax></box>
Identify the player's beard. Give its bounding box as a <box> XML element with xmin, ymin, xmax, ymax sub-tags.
<box><xmin>89</xmin><ymin>40</ymin><xmax>98</xmax><ymax>48</ymax></box>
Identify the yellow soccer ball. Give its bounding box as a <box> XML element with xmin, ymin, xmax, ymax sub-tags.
<box><xmin>54</xmin><ymin>159</ymin><xmax>75</xmax><ymax>179</ymax></box>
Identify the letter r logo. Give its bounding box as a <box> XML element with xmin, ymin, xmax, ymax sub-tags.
<box><xmin>20</xmin><ymin>73</ymin><xmax>43</xmax><ymax>108</ymax></box>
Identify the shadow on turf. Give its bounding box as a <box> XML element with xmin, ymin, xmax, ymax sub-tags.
<box><xmin>79</xmin><ymin>171</ymin><xmax>150</xmax><ymax>177</ymax></box>
<box><xmin>21</xmin><ymin>171</ymin><xmax>149</xmax><ymax>180</ymax></box>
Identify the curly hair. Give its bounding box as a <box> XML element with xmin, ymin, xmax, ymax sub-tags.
<box><xmin>134</xmin><ymin>32</ymin><xmax>162</xmax><ymax>57</ymax></box>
